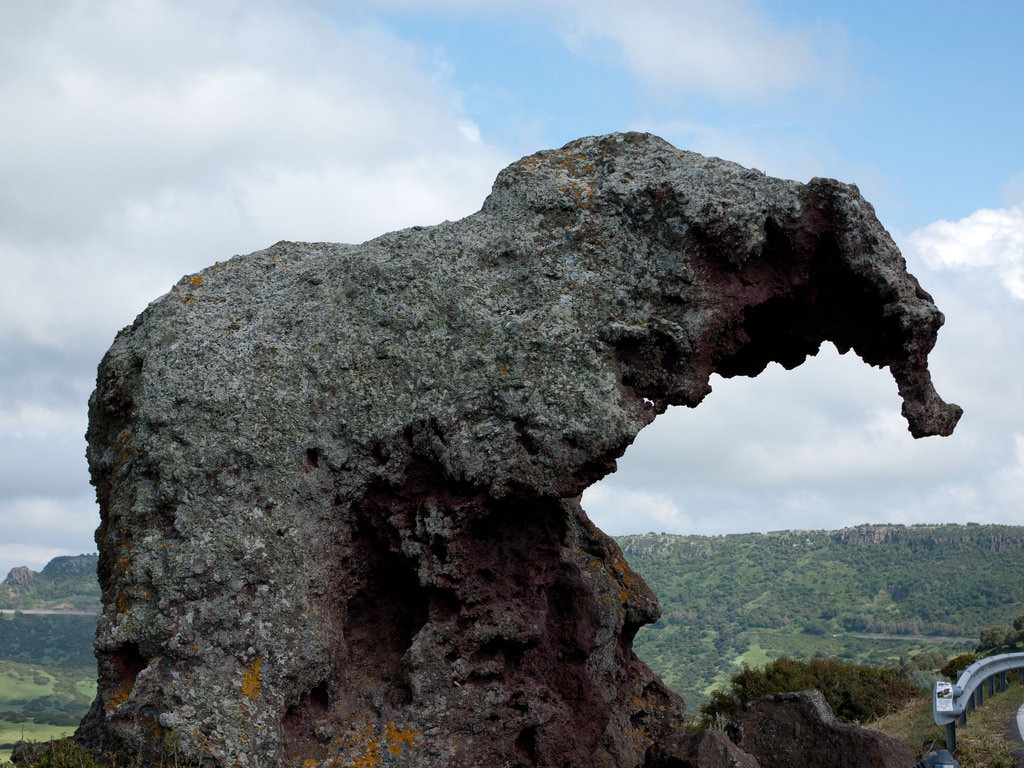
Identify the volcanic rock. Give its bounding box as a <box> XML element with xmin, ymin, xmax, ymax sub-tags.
<box><xmin>645</xmin><ymin>729</ymin><xmax>760</xmax><ymax>767</ymax></box>
<box><xmin>734</xmin><ymin>690</ymin><xmax>915</xmax><ymax>768</ymax></box>
<box><xmin>3</xmin><ymin>566</ymin><xmax>36</xmax><ymax>588</ymax></box>
<box><xmin>79</xmin><ymin>132</ymin><xmax>959</xmax><ymax>767</ymax></box>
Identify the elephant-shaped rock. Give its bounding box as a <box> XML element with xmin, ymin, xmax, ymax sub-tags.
<box><xmin>79</xmin><ymin>133</ymin><xmax>959</xmax><ymax>767</ymax></box>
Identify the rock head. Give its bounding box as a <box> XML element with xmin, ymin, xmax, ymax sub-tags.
<box><xmin>79</xmin><ymin>132</ymin><xmax>959</xmax><ymax>767</ymax></box>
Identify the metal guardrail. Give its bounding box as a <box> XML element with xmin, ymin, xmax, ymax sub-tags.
<box><xmin>932</xmin><ymin>651</ymin><xmax>1024</xmax><ymax>755</ymax></box>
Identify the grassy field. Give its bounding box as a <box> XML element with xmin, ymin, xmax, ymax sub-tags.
<box><xmin>0</xmin><ymin>667</ymin><xmax>54</xmax><ymax>700</ymax></box>
<box><xmin>0</xmin><ymin>660</ymin><xmax>95</xmax><ymax>766</ymax></box>
<box><xmin>0</xmin><ymin>660</ymin><xmax>95</xmax><ymax>712</ymax></box>
<box><xmin>0</xmin><ymin>720</ymin><xmax>79</xmax><ymax>764</ymax></box>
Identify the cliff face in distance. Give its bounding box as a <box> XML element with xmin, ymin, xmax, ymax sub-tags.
<box><xmin>81</xmin><ymin>132</ymin><xmax>958</xmax><ymax>767</ymax></box>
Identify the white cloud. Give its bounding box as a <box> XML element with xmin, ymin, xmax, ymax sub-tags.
<box><xmin>1001</xmin><ymin>170</ymin><xmax>1024</xmax><ymax>206</ymax></box>
<box><xmin>0</xmin><ymin>0</ymin><xmax>509</xmax><ymax>353</ymax></box>
<box><xmin>992</xmin><ymin>433</ymin><xmax>1024</xmax><ymax>508</ymax></box>
<box><xmin>582</xmin><ymin>485</ymin><xmax>694</xmax><ymax>536</ymax></box>
<box><xmin>559</xmin><ymin>0</ymin><xmax>846</xmax><ymax>102</ymax></box>
<box><xmin>907</xmin><ymin>205</ymin><xmax>1024</xmax><ymax>299</ymax></box>
<box><xmin>0</xmin><ymin>496</ymin><xmax>99</xmax><ymax>578</ymax></box>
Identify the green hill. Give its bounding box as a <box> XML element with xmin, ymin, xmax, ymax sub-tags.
<box><xmin>0</xmin><ymin>555</ymin><xmax>100</xmax><ymax>611</ymax></box>
<box><xmin>0</xmin><ymin>555</ymin><xmax>101</xmax><ymax>762</ymax></box>
<box><xmin>616</xmin><ymin>523</ymin><xmax>1024</xmax><ymax>708</ymax></box>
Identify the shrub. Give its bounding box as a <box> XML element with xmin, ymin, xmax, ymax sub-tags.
<box><xmin>978</xmin><ymin>626</ymin><xmax>1008</xmax><ymax>651</ymax></box>
<box><xmin>9</xmin><ymin>738</ymin><xmax>102</xmax><ymax>768</ymax></box>
<box><xmin>940</xmin><ymin>652</ymin><xmax>978</xmax><ymax>680</ymax></box>
<box><xmin>698</xmin><ymin>656</ymin><xmax>920</xmax><ymax>732</ymax></box>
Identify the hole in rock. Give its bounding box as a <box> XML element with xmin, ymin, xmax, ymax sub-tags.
<box><xmin>514</xmin><ymin>726</ymin><xmax>538</xmax><ymax>765</ymax></box>
<box><xmin>429</xmin><ymin>588</ymin><xmax>460</xmax><ymax>623</ymax></box>
<box><xmin>283</xmin><ymin>681</ymin><xmax>330</xmax><ymax>742</ymax></box>
<box><xmin>545</xmin><ymin>565</ymin><xmax>600</xmax><ymax>664</ymax></box>
<box><xmin>305</xmin><ymin>447</ymin><xmax>320</xmax><ymax>468</ymax></box>
<box><xmin>345</xmin><ymin>545</ymin><xmax>428</xmax><ymax>685</ymax></box>
<box><xmin>110</xmin><ymin>643</ymin><xmax>149</xmax><ymax>687</ymax></box>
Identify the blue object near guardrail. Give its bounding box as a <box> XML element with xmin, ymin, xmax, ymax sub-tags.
<box><xmin>911</xmin><ymin>748</ymin><xmax>960</xmax><ymax>768</ymax></box>
<box><xmin>932</xmin><ymin>652</ymin><xmax>1024</xmax><ymax>755</ymax></box>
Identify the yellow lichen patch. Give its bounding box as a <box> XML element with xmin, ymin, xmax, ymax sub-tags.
<box><xmin>333</xmin><ymin>717</ymin><xmax>420</xmax><ymax>767</ymax></box>
<box><xmin>241</xmin><ymin>657</ymin><xmax>262</xmax><ymax>700</ymax></box>
<box><xmin>382</xmin><ymin>721</ymin><xmax>418</xmax><ymax>753</ymax></box>
<box><xmin>188</xmin><ymin>275</ymin><xmax>203</xmax><ymax>286</ymax></box>
<box><xmin>107</xmin><ymin>680</ymin><xmax>133</xmax><ymax>709</ymax></box>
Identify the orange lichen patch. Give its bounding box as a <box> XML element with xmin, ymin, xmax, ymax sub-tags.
<box><xmin>117</xmin><ymin>591</ymin><xmax>129</xmax><ymax>614</ymax></box>
<box><xmin>332</xmin><ymin>717</ymin><xmax>420</xmax><ymax>767</ymax></box>
<box><xmin>188</xmin><ymin>275</ymin><xmax>203</xmax><ymax>286</ymax></box>
<box><xmin>106</xmin><ymin>680</ymin><xmax>133</xmax><ymax>709</ymax></box>
<box><xmin>611</xmin><ymin>556</ymin><xmax>640</xmax><ymax>587</ymax></box>
<box><xmin>241</xmin><ymin>657</ymin><xmax>262</xmax><ymax>700</ymax></box>
<box><xmin>382</xmin><ymin>722</ymin><xmax>418</xmax><ymax>754</ymax></box>
<box><xmin>112</xmin><ymin>430</ymin><xmax>136</xmax><ymax>475</ymax></box>
<box><xmin>116</xmin><ymin>536</ymin><xmax>132</xmax><ymax>575</ymax></box>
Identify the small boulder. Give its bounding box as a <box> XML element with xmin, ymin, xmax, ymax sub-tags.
<box><xmin>646</xmin><ymin>729</ymin><xmax>761</xmax><ymax>767</ymax></box>
<box><xmin>734</xmin><ymin>690</ymin><xmax>914</xmax><ymax>768</ymax></box>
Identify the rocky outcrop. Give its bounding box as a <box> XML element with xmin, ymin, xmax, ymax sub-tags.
<box><xmin>80</xmin><ymin>132</ymin><xmax>959</xmax><ymax>767</ymax></box>
<box><xmin>3</xmin><ymin>566</ymin><xmax>36</xmax><ymax>588</ymax></box>
<box><xmin>645</xmin><ymin>730</ymin><xmax>760</xmax><ymax>767</ymax></box>
<box><xmin>734</xmin><ymin>690</ymin><xmax>914</xmax><ymax>768</ymax></box>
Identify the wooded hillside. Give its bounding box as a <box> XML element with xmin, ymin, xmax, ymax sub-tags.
<box><xmin>616</xmin><ymin>523</ymin><xmax>1024</xmax><ymax>707</ymax></box>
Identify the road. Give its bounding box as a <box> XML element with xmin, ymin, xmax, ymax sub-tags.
<box><xmin>1014</xmin><ymin>703</ymin><xmax>1024</xmax><ymax>768</ymax></box>
<box><xmin>0</xmin><ymin>607</ymin><xmax>101</xmax><ymax>616</ymax></box>
<box><xmin>852</xmin><ymin>632</ymin><xmax>976</xmax><ymax>644</ymax></box>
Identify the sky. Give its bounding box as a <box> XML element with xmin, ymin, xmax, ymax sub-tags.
<box><xmin>2</xmin><ymin>0</ymin><xmax>1024</xmax><ymax>577</ymax></box>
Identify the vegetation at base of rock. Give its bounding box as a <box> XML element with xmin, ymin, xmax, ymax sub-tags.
<box><xmin>697</xmin><ymin>656</ymin><xmax>921</xmax><ymax>733</ymax></box>
<box><xmin>4</xmin><ymin>731</ymin><xmax>205</xmax><ymax>768</ymax></box>
<box><xmin>3</xmin><ymin>738</ymin><xmax>103</xmax><ymax>768</ymax></box>
<box><xmin>617</xmin><ymin>523</ymin><xmax>1024</xmax><ymax>706</ymax></box>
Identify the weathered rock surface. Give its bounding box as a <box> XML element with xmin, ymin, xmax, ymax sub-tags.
<box><xmin>3</xmin><ymin>566</ymin><xmax>36</xmax><ymax>588</ymax></box>
<box><xmin>79</xmin><ymin>132</ymin><xmax>959</xmax><ymax>767</ymax></box>
<box><xmin>645</xmin><ymin>730</ymin><xmax>760</xmax><ymax>767</ymax></box>
<box><xmin>734</xmin><ymin>690</ymin><xmax>915</xmax><ymax>768</ymax></box>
